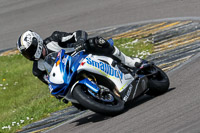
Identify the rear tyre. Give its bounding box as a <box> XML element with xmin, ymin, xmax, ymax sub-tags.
<box><xmin>147</xmin><ymin>66</ymin><xmax>170</xmax><ymax>96</ymax></box>
<box><xmin>73</xmin><ymin>85</ymin><xmax>124</xmax><ymax>116</ymax></box>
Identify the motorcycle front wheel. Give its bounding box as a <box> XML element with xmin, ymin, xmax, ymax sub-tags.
<box><xmin>73</xmin><ymin>85</ymin><xmax>124</xmax><ymax>116</ymax></box>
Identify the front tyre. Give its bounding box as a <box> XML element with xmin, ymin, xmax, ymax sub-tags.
<box><xmin>73</xmin><ymin>85</ymin><xmax>124</xmax><ymax>116</ymax></box>
<box><xmin>147</xmin><ymin>65</ymin><xmax>170</xmax><ymax>96</ymax></box>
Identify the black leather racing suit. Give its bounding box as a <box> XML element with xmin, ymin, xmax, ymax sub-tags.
<box><xmin>32</xmin><ymin>30</ymin><xmax>142</xmax><ymax>85</ymax></box>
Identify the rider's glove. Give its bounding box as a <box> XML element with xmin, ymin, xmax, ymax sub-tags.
<box><xmin>94</xmin><ymin>37</ymin><xmax>109</xmax><ymax>48</ymax></box>
<box><xmin>86</xmin><ymin>36</ymin><xmax>109</xmax><ymax>52</ymax></box>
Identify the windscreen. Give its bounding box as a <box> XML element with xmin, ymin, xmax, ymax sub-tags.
<box><xmin>43</xmin><ymin>52</ymin><xmax>58</xmax><ymax>75</ymax></box>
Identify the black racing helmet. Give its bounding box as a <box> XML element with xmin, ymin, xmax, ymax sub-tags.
<box><xmin>16</xmin><ymin>30</ymin><xmax>43</xmax><ymax>61</ymax></box>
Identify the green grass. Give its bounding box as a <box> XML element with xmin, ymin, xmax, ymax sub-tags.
<box><xmin>0</xmin><ymin>38</ymin><xmax>154</xmax><ymax>133</ymax></box>
<box><xmin>114</xmin><ymin>38</ymin><xmax>154</xmax><ymax>59</ymax></box>
<box><xmin>0</xmin><ymin>54</ymin><xmax>69</xmax><ymax>133</ymax></box>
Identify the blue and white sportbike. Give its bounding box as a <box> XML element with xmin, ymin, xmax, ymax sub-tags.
<box><xmin>44</xmin><ymin>39</ymin><xmax>170</xmax><ymax>116</ymax></box>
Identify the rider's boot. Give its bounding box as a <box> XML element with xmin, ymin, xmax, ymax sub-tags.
<box><xmin>112</xmin><ymin>46</ymin><xmax>142</xmax><ymax>68</ymax></box>
<box><xmin>89</xmin><ymin>37</ymin><xmax>143</xmax><ymax>68</ymax></box>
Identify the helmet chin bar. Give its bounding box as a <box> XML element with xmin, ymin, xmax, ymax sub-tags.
<box><xmin>34</xmin><ymin>42</ymin><xmax>43</xmax><ymax>60</ymax></box>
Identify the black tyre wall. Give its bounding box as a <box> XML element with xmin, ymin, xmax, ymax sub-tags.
<box><xmin>73</xmin><ymin>85</ymin><xmax>124</xmax><ymax>116</ymax></box>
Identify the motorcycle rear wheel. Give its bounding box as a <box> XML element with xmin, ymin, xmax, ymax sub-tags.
<box><xmin>73</xmin><ymin>85</ymin><xmax>124</xmax><ymax>116</ymax></box>
<box><xmin>147</xmin><ymin>65</ymin><xmax>170</xmax><ymax>96</ymax></box>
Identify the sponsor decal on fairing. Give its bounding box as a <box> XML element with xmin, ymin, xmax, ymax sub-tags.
<box><xmin>85</xmin><ymin>57</ymin><xmax>123</xmax><ymax>80</ymax></box>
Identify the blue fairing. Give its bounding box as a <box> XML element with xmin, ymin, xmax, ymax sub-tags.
<box><xmin>78</xmin><ymin>78</ymin><xmax>100</xmax><ymax>93</ymax></box>
<box><xmin>49</xmin><ymin>50</ymin><xmax>88</xmax><ymax>96</ymax></box>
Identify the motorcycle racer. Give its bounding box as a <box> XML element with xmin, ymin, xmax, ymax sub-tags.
<box><xmin>16</xmin><ymin>30</ymin><xmax>142</xmax><ymax>85</ymax></box>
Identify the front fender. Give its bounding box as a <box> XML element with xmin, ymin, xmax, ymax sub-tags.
<box><xmin>71</xmin><ymin>78</ymin><xmax>100</xmax><ymax>94</ymax></box>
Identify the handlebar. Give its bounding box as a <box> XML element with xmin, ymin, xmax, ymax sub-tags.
<box><xmin>71</xmin><ymin>44</ymin><xmax>85</xmax><ymax>56</ymax></box>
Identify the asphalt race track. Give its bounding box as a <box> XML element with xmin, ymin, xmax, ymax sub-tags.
<box><xmin>0</xmin><ymin>0</ymin><xmax>200</xmax><ymax>51</ymax></box>
<box><xmin>1</xmin><ymin>0</ymin><xmax>200</xmax><ymax>133</ymax></box>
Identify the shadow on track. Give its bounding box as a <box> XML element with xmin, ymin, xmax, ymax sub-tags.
<box><xmin>124</xmin><ymin>87</ymin><xmax>175</xmax><ymax>112</ymax></box>
<box><xmin>70</xmin><ymin>88</ymin><xmax>175</xmax><ymax>126</ymax></box>
<box><xmin>70</xmin><ymin>113</ymin><xmax>111</xmax><ymax>126</ymax></box>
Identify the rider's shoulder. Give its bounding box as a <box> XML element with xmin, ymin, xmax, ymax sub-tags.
<box><xmin>43</xmin><ymin>31</ymin><xmax>61</xmax><ymax>44</ymax></box>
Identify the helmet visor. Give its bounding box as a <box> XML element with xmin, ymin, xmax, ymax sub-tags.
<box><xmin>21</xmin><ymin>40</ymin><xmax>38</xmax><ymax>60</ymax></box>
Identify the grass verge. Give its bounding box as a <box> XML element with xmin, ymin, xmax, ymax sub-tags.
<box><xmin>114</xmin><ymin>38</ymin><xmax>154</xmax><ymax>59</ymax></box>
<box><xmin>0</xmin><ymin>54</ymin><xmax>69</xmax><ymax>133</ymax></box>
<box><xmin>0</xmin><ymin>38</ymin><xmax>154</xmax><ymax>133</ymax></box>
